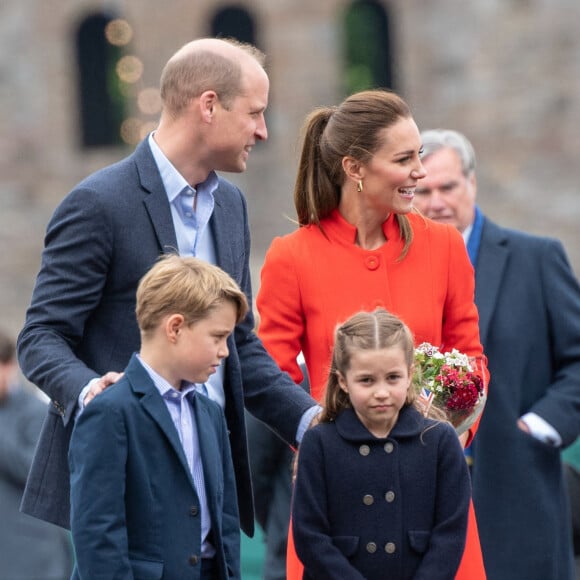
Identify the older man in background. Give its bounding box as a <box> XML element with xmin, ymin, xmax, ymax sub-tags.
<box><xmin>414</xmin><ymin>128</ymin><xmax>580</xmax><ymax>580</ymax></box>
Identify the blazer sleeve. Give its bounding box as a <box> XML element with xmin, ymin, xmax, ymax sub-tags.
<box><xmin>231</xmin><ymin>199</ymin><xmax>315</xmax><ymax>446</ymax></box>
<box><xmin>528</xmin><ymin>238</ymin><xmax>580</xmax><ymax>445</ymax></box>
<box><xmin>17</xmin><ymin>187</ymin><xmax>113</xmax><ymax>424</ymax></box>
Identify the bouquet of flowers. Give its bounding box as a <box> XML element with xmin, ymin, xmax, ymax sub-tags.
<box><xmin>413</xmin><ymin>342</ymin><xmax>486</xmax><ymax>436</ymax></box>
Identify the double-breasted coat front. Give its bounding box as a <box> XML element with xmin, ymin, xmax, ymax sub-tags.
<box><xmin>292</xmin><ymin>406</ymin><xmax>470</xmax><ymax>580</ymax></box>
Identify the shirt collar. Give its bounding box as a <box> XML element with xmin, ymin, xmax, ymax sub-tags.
<box><xmin>147</xmin><ymin>132</ymin><xmax>219</xmax><ymax>202</ymax></box>
<box><xmin>136</xmin><ymin>354</ymin><xmax>197</xmax><ymax>399</ymax></box>
<box><xmin>462</xmin><ymin>222</ymin><xmax>473</xmax><ymax>245</ymax></box>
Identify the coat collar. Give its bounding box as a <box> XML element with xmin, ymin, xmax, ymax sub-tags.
<box><xmin>335</xmin><ymin>405</ymin><xmax>426</xmax><ymax>442</ymax></box>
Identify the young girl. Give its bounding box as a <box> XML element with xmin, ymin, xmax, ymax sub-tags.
<box><xmin>291</xmin><ymin>308</ymin><xmax>470</xmax><ymax>580</ymax></box>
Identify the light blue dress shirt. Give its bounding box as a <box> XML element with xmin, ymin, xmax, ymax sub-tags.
<box><xmin>148</xmin><ymin>133</ymin><xmax>225</xmax><ymax>407</ymax></box>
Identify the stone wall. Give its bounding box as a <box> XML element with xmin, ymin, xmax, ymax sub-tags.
<box><xmin>2</xmin><ymin>0</ymin><xmax>580</xmax><ymax>336</ymax></box>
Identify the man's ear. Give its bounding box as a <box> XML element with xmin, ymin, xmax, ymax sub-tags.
<box><xmin>199</xmin><ymin>90</ymin><xmax>219</xmax><ymax>123</ymax></box>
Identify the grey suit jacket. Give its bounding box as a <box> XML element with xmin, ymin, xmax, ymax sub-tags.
<box><xmin>17</xmin><ymin>139</ymin><xmax>315</xmax><ymax>534</ymax></box>
<box><xmin>471</xmin><ymin>216</ymin><xmax>580</xmax><ymax>580</ymax></box>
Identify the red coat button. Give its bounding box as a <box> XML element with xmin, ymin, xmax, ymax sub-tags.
<box><xmin>364</xmin><ymin>255</ymin><xmax>380</xmax><ymax>270</ymax></box>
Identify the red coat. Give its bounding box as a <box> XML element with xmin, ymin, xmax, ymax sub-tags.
<box><xmin>257</xmin><ymin>209</ymin><xmax>488</xmax><ymax>579</ymax></box>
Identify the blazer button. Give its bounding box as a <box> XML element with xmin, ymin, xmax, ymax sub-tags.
<box><xmin>385</xmin><ymin>491</ymin><xmax>395</xmax><ymax>503</ymax></box>
<box><xmin>359</xmin><ymin>444</ymin><xmax>370</xmax><ymax>456</ymax></box>
<box><xmin>190</xmin><ymin>506</ymin><xmax>199</xmax><ymax>516</ymax></box>
<box><xmin>362</xmin><ymin>494</ymin><xmax>374</xmax><ymax>506</ymax></box>
<box><xmin>188</xmin><ymin>554</ymin><xmax>200</xmax><ymax>565</ymax></box>
<box><xmin>52</xmin><ymin>400</ymin><xmax>65</xmax><ymax>417</ymax></box>
<box><xmin>366</xmin><ymin>542</ymin><xmax>377</xmax><ymax>553</ymax></box>
<box><xmin>384</xmin><ymin>442</ymin><xmax>394</xmax><ymax>454</ymax></box>
<box><xmin>385</xmin><ymin>542</ymin><xmax>396</xmax><ymax>554</ymax></box>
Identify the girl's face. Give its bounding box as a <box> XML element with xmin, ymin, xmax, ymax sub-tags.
<box><xmin>338</xmin><ymin>346</ymin><xmax>412</xmax><ymax>438</ymax></box>
<box><xmin>359</xmin><ymin>117</ymin><xmax>426</xmax><ymax>215</ymax></box>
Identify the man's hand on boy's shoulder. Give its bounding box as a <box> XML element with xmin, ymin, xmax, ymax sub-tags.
<box><xmin>83</xmin><ymin>371</ymin><xmax>124</xmax><ymax>407</ymax></box>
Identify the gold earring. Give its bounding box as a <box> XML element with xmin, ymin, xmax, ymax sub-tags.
<box><xmin>357</xmin><ymin>180</ymin><xmax>363</xmax><ymax>193</ymax></box>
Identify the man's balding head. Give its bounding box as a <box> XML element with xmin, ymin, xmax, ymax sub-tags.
<box><xmin>160</xmin><ymin>37</ymin><xmax>266</xmax><ymax>116</ymax></box>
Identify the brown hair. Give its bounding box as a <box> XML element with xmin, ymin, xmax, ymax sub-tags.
<box><xmin>321</xmin><ymin>308</ymin><xmax>416</xmax><ymax>423</ymax></box>
<box><xmin>136</xmin><ymin>254</ymin><xmax>248</xmax><ymax>335</ymax></box>
<box><xmin>294</xmin><ymin>89</ymin><xmax>415</xmax><ymax>258</ymax></box>
<box><xmin>160</xmin><ymin>38</ymin><xmax>266</xmax><ymax>115</ymax></box>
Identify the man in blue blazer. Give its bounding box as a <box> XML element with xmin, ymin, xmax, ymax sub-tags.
<box><xmin>415</xmin><ymin>128</ymin><xmax>580</xmax><ymax>580</ymax></box>
<box><xmin>17</xmin><ymin>38</ymin><xmax>316</xmax><ymax>537</ymax></box>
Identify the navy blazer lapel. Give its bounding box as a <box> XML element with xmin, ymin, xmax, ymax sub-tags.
<box><xmin>124</xmin><ymin>355</ymin><xmax>193</xmax><ymax>485</ymax></box>
<box><xmin>193</xmin><ymin>397</ymin><xmax>219</xmax><ymax>498</ymax></box>
<box><xmin>475</xmin><ymin>218</ymin><xmax>509</xmax><ymax>344</ymax></box>
<box><xmin>210</xmin><ymin>184</ymin><xmax>234</xmax><ymax>273</ymax></box>
<box><xmin>134</xmin><ymin>140</ymin><xmax>179</xmax><ymax>254</ymax></box>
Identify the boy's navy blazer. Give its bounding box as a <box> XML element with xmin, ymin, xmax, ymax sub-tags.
<box><xmin>70</xmin><ymin>354</ymin><xmax>240</xmax><ymax>579</ymax></box>
<box><xmin>18</xmin><ymin>139</ymin><xmax>314</xmax><ymax>535</ymax></box>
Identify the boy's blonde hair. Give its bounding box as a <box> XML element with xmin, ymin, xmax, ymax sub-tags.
<box><xmin>136</xmin><ymin>254</ymin><xmax>249</xmax><ymax>335</ymax></box>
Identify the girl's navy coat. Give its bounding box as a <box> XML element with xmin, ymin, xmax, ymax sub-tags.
<box><xmin>292</xmin><ymin>406</ymin><xmax>470</xmax><ymax>580</ymax></box>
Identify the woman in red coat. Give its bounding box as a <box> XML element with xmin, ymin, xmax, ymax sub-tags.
<box><xmin>256</xmin><ymin>89</ymin><xmax>488</xmax><ymax>579</ymax></box>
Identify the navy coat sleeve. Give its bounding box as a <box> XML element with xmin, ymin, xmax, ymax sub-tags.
<box><xmin>525</xmin><ymin>238</ymin><xmax>580</xmax><ymax>444</ymax></box>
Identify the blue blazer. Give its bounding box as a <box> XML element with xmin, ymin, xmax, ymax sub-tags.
<box><xmin>471</xmin><ymin>216</ymin><xmax>580</xmax><ymax>579</ymax></box>
<box><xmin>70</xmin><ymin>354</ymin><xmax>240</xmax><ymax>579</ymax></box>
<box><xmin>17</xmin><ymin>138</ymin><xmax>315</xmax><ymax>534</ymax></box>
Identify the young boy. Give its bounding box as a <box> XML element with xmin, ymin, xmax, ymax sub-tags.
<box><xmin>69</xmin><ymin>255</ymin><xmax>248</xmax><ymax>580</ymax></box>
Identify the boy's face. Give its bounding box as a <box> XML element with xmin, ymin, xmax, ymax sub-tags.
<box><xmin>175</xmin><ymin>301</ymin><xmax>237</xmax><ymax>385</ymax></box>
